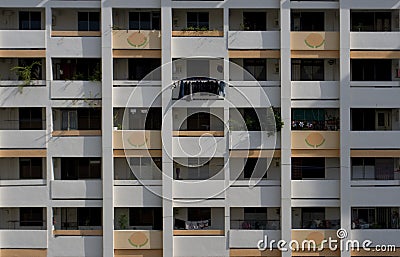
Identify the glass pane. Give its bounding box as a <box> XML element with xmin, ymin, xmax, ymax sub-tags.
<box><xmin>30</xmin><ymin>12</ymin><xmax>41</xmax><ymax>30</ymax></box>
<box><xmin>78</xmin><ymin>12</ymin><xmax>89</xmax><ymax>31</ymax></box>
<box><xmin>187</xmin><ymin>12</ymin><xmax>198</xmax><ymax>28</ymax></box>
<box><xmin>19</xmin><ymin>12</ymin><xmax>30</xmax><ymax>30</ymax></box>
<box><xmin>89</xmin><ymin>12</ymin><xmax>100</xmax><ymax>31</ymax></box>
<box><xmin>129</xmin><ymin>12</ymin><xmax>140</xmax><ymax>30</ymax></box>
<box><xmin>139</xmin><ymin>12</ymin><xmax>151</xmax><ymax>30</ymax></box>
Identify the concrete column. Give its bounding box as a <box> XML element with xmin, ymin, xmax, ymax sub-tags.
<box><xmin>280</xmin><ymin>1</ymin><xmax>292</xmax><ymax>256</ymax></box>
<box><xmin>44</xmin><ymin>5</ymin><xmax>53</xmax><ymax>245</ymax></box>
<box><xmin>101</xmin><ymin>3</ymin><xmax>114</xmax><ymax>257</ymax></box>
<box><xmin>340</xmin><ymin>2</ymin><xmax>352</xmax><ymax>257</ymax></box>
<box><xmin>161</xmin><ymin>2</ymin><xmax>174</xmax><ymax>257</ymax></box>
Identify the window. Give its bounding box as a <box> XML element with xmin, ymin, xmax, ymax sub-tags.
<box><xmin>351</xmin><ymin>158</ymin><xmax>375</xmax><ymax>180</ymax></box>
<box><xmin>243</xmin><ymin>12</ymin><xmax>266</xmax><ymax>31</ymax></box>
<box><xmin>186</xmin><ymin>112</ymin><xmax>210</xmax><ymax>131</ymax></box>
<box><xmin>129</xmin><ymin>12</ymin><xmax>161</xmax><ymax>30</ymax></box>
<box><xmin>301</xmin><ymin>207</ymin><xmax>325</xmax><ymax>229</ymax></box>
<box><xmin>351</xmin><ymin>12</ymin><xmax>391</xmax><ymax>32</ymax></box>
<box><xmin>61</xmin><ymin>110</ymin><xmax>78</xmax><ymax>130</ymax></box>
<box><xmin>78</xmin><ymin>12</ymin><xmax>100</xmax><ymax>31</ymax></box>
<box><xmin>20</xmin><ymin>207</ymin><xmax>43</xmax><ymax>227</ymax></box>
<box><xmin>130</xmin><ymin>157</ymin><xmax>162</xmax><ymax>179</ymax></box>
<box><xmin>292</xmin><ymin>158</ymin><xmax>325</xmax><ymax>179</ymax></box>
<box><xmin>53</xmin><ymin>58</ymin><xmax>101</xmax><ymax>81</ymax></box>
<box><xmin>19</xmin><ymin>11</ymin><xmax>41</xmax><ymax>30</ymax></box>
<box><xmin>20</xmin><ymin>158</ymin><xmax>43</xmax><ymax>179</ymax></box>
<box><xmin>61</xmin><ymin>109</ymin><xmax>101</xmax><ymax>130</ymax></box>
<box><xmin>61</xmin><ymin>158</ymin><xmax>101</xmax><ymax>180</ymax></box>
<box><xmin>351</xmin><ymin>59</ymin><xmax>392</xmax><ymax>81</ymax></box>
<box><xmin>126</xmin><ymin>107</ymin><xmax>162</xmax><ymax>130</ymax></box>
<box><xmin>128</xmin><ymin>58</ymin><xmax>161</xmax><ymax>80</ymax></box>
<box><xmin>291</xmin><ymin>12</ymin><xmax>324</xmax><ymax>31</ymax></box>
<box><xmin>19</xmin><ymin>108</ymin><xmax>43</xmax><ymax>130</ymax></box>
<box><xmin>129</xmin><ymin>208</ymin><xmax>162</xmax><ymax>229</ymax></box>
<box><xmin>292</xmin><ymin>59</ymin><xmax>324</xmax><ymax>81</ymax></box>
<box><xmin>351</xmin><ymin>109</ymin><xmax>375</xmax><ymax>131</ymax></box>
<box><xmin>77</xmin><ymin>207</ymin><xmax>102</xmax><ymax>226</ymax></box>
<box><xmin>188</xmin><ymin>208</ymin><xmax>211</xmax><ymax>222</ymax></box>
<box><xmin>243</xmin><ymin>59</ymin><xmax>266</xmax><ymax>81</ymax></box>
<box><xmin>187</xmin><ymin>12</ymin><xmax>209</xmax><ymax>29</ymax></box>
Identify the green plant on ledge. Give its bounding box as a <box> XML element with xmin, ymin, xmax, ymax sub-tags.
<box><xmin>89</xmin><ymin>64</ymin><xmax>102</xmax><ymax>82</ymax></box>
<box><xmin>118</xmin><ymin>214</ymin><xmax>128</xmax><ymax>230</ymax></box>
<box><xmin>273</xmin><ymin>107</ymin><xmax>284</xmax><ymax>132</ymax></box>
<box><xmin>10</xmin><ymin>61</ymin><xmax>41</xmax><ymax>93</ymax></box>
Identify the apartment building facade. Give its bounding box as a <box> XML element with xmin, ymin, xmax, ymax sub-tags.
<box><xmin>0</xmin><ymin>0</ymin><xmax>399</xmax><ymax>257</ymax></box>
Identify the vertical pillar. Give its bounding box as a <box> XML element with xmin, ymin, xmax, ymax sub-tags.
<box><xmin>161</xmin><ymin>2</ymin><xmax>174</xmax><ymax>257</ymax></box>
<box><xmin>101</xmin><ymin>3</ymin><xmax>114</xmax><ymax>257</ymax></box>
<box><xmin>340</xmin><ymin>2</ymin><xmax>352</xmax><ymax>257</ymax></box>
<box><xmin>280</xmin><ymin>1</ymin><xmax>292</xmax><ymax>256</ymax></box>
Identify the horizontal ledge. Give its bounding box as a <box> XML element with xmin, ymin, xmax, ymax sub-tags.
<box><xmin>52</xmin><ymin>130</ymin><xmax>101</xmax><ymax>136</ymax></box>
<box><xmin>291</xmin><ymin>149</ymin><xmax>340</xmax><ymax>157</ymax></box>
<box><xmin>350</xmin><ymin>50</ymin><xmax>400</xmax><ymax>59</ymax></box>
<box><xmin>351</xmin><ymin>149</ymin><xmax>400</xmax><ymax>157</ymax></box>
<box><xmin>173</xmin><ymin>131</ymin><xmax>224</xmax><ymax>137</ymax></box>
<box><xmin>291</xmin><ymin>50</ymin><xmax>340</xmax><ymax>58</ymax></box>
<box><xmin>0</xmin><ymin>149</ymin><xmax>47</xmax><ymax>157</ymax></box>
<box><xmin>172</xmin><ymin>30</ymin><xmax>223</xmax><ymax>37</ymax></box>
<box><xmin>53</xmin><ymin>230</ymin><xmax>103</xmax><ymax>236</ymax></box>
<box><xmin>229</xmin><ymin>50</ymin><xmax>280</xmax><ymax>59</ymax></box>
<box><xmin>51</xmin><ymin>31</ymin><xmax>101</xmax><ymax>37</ymax></box>
<box><xmin>0</xmin><ymin>50</ymin><xmax>46</xmax><ymax>58</ymax></box>
<box><xmin>113</xmin><ymin>149</ymin><xmax>162</xmax><ymax>157</ymax></box>
<box><xmin>173</xmin><ymin>229</ymin><xmax>224</xmax><ymax>236</ymax></box>
<box><xmin>230</xmin><ymin>149</ymin><xmax>281</xmax><ymax>158</ymax></box>
<box><xmin>113</xmin><ymin>49</ymin><xmax>161</xmax><ymax>58</ymax></box>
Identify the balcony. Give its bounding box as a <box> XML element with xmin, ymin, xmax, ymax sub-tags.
<box><xmin>50</xmin><ymin>81</ymin><xmax>101</xmax><ymax>99</ymax></box>
<box><xmin>0</xmin><ymin>30</ymin><xmax>45</xmax><ymax>49</ymax></box>
<box><xmin>292</xmin><ymin>180</ymin><xmax>339</xmax><ymax>198</ymax></box>
<box><xmin>291</xmin><ymin>32</ymin><xmax>339</xmax><ymax>50</ymax></box>
<box><xmin>113</xmin><ymin>185</ymin><xmax>162</xmax><ymax>207</ymax></box>
<box><xmin>114</xmin><ymin>230</ymin><xmax>163</xmax><ymax>249</ymax></box>
<box><xmin>291</xmin><ymin>81</ymin><xmax>339</xmax><ymax>100</ymax></box>
<box><xmin>53</xmin><ymin>207</ymin><xmax>102</xmax><ymax>236</ymax></box>
<box><xmin>292</xmin><ymin>131</ymin><xmax>339</xmax><ymax>149</ymax></box>
<box><xmin>292</xmin><ymin>207</ymin><xmax>340</xmax><ymax>230</ymax></box>
<box><xmin>52</xmin><ymin>108</ymin><xmax>101</xmax><ymax>137</ymax></box>
<box><xmin>351</xmin><ymin>229</ymin><xmax>400</xmax><ymax>247</ymax></box>
<box><xmin>0</xmin><ymin>230</ymin><xmax>47</xmax><ymax>248</ymax></box>
<box><xmin>292</xmin><ymin>230</ymin><xmax>339</xmax><ymax>248</ymax></box>
<box><xmin>113</xmin><ymin>130</ymin><xmax>161</xmax><ymax>150</ymax></box>
<box><xmin>350</xmin><ymin>32</ymin><xmax>400</xmax><ymax>50</ymax></box>
<box><xmin>174</xmin><ymin>236</ymin><xmax>226</xmax><ymax>257</ymax></box>
<box><xmin>112</xmin><ymin>30</ymin><xmax>161</xmax><ymax>49</ymax></box>
<box><xmin>351</xmin><ymin>132</ymin><xmax>400</xmax><ymax>149</ymax></box>
<box><xmin>174</xmin><ymin>207</ymin><xmax>224</xmax><ymax>235</ymax></box>
<box><xmin>0</xmin><ymin>130</ymin><xmax>46</xmax><ymax>149</ymax></box>
<box><xmin>51</xmin><ymin>180</ymin><xmax>102</xmax><ymax>199</ymax></box>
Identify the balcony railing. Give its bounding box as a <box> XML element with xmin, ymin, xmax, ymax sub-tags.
<box><xmin>294</xmin><ymin>219</ymin><xmax>340</xmax><ymax>230</ymax></box>
<box><xmin>291</xmin><ymin>119</ymin><xmax>339</xmax><ymax>131</ymax></box>
<box><xmin>230</xmin><ymin>219</ymin><xmax>280</xmax><ymax>230</ymax></box>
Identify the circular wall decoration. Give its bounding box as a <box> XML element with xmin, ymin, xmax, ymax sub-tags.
<box><xmin>127</xmin><ymin>32</ymin><xmax>149</xmax><ymax>48</ymax></box>
<box><xmin>128</xmin><ymin>232</ymin><xmax>149</xmax><ymax>248</ymax></box>
<box><xmin>305</xmin><ymin>132</ymin><xmax>326</xmax><ymax>148</ymax></box>
<box><xmin>304</xmin><ymin>33</ymin><xmax>325</xmax><ymax>49</ymax></box>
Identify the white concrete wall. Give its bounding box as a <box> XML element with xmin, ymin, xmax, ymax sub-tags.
<box><xmin>48</xmin><ymin>236</ymin><xmax>103</xmax><ymax>257</ymax></box>
<box><xmin>350</xmin><ymin>32</ymin><xmax>400</xmax><ymax>49</ymax></box>
<box><xmin>48</xmin><ymin>37</ymin><xmax>101</xmax><ymax>58</ymax></box>
<box><xmin>0</xmin><ymin>230</ymin><xmax>47</xmax><ymax>248</ymax></box>
<box><xmin>291</xmin><ymin>180</ymin><xmax>340</xmax><ymax>199</ymax></box>
<box><xmin>229</xmin><ymin>230</ymin><xmax>280</xmax><ymax>248</ymax></box>
<box><xmin>113</xmin><ymin>185</ymin><xmax>162</xmax><ymax>207</ymax></box>
<box><xmin>51</xmin><ymin>180</ymin><xmax>102</xmax><ymax>199</ymax></box>
<box><xmin>173</xmin><ymin>236</ymin><xmax>228</xmax><ymax>257</ymax></box>
<box><xmin>51</xmin><ymin>81</ymin><xmax>101</xmax><ymax>99</ymax></box>
<box><xmin>0</xmin><ymin>130</ymin><xmax>46</xmax><ymax>149</ymax></box>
